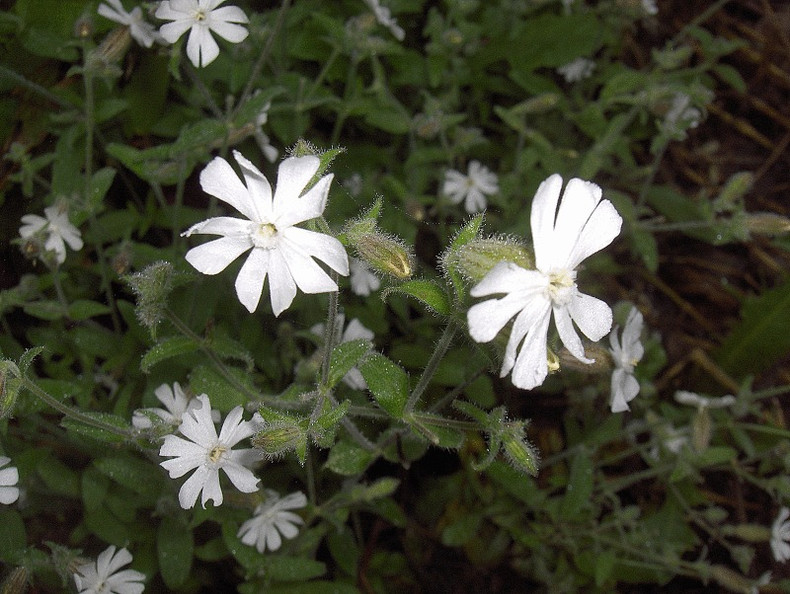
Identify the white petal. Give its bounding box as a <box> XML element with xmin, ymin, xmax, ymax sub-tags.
<box><xmin>178</xmin><ymin>465</ymin><xmax>210</xmax><ymax>508</ymax></box>
<box><xmin>188</xmin><ymin>25</ymin><xmax>220</xmax><ymax>67</ymax></box>
<box><xmin>210</xmin><ymin>5</ymin><xmax>249</xmax><ymax>25</ymax></box>
<box><xmin>467</xmin><ymin>294</ymin><xmax>531</xmax><ymax>344</ymax></box>
<box><xmin>222</xmin><ymin>461</ymin><xmax>259</xmax><ymax>493</ymax></box>
<box><xmin>232</xmin><ymin>150</ymin><xmax>273</xmax><ymax>222</ymax></box>
<box><xmin>234</xmin><ymin>247</ymin><xmax>270</xmax><ymax>313</ymax></box>
<box><xmin>183</xmin><ymin>216</ymin><xmax>251</xmax><ymax>237</ymax></box>
<box><xmin>184</xmin><ymin>235</ymin><xmax>251</xmax><ymax>275</ymax></box>
<box><xmin>264</xmin><ymin>249</ymin><xmax>298</xmax><ymax>316</ymax></box>
<box><xmin>275</xmin><ymin>174</ymin><xmax>333</xmax><ymax>228</ymax></box>
<box><xmin>470</xmin><ymin>262</ymin><xmax>541</xmax><ymax>298</ymax></box>
<box><xmin>158</xmin><ymin>19</ymin><xmax>193</xmax><ymax>44</ymax></box>
<box><xmin>281</xmin><ymin>227</ymin><xmax>349</xmax><ymax>275</ymax></box>
<box><xmin>272</xmin><ymin>156</ymin><xmax>321</xmax><ymax>213</ymax></box>
<box><xmin>280</xmin><ymin>248</ymin><xmax>339</xmax><ymax>295</ymax></box>
<box><xmin>554</xmin><ymin>303</ymin><xmax>590</xmax><ymax>363</ymax></box>
<box><xmin>180</xmin><ymin>395</ymin><xmax>219</xmax><ymax>445</ymax></box>
<box><xmin>610</xmin><ymin>369</ymin><xmax>639</xmax><ymax>412</ymax></box>
<box><xmin>509</xmin><ymin>306</ymin><xmax>553</xmax><ymax>389</ymax></box>
<box><xmin>530</xmin><ymin>174</ymin><xmax>564</xmax><ymax>271</ymax></box>
<box><xmin>200</xmin><ymin>155</ymin><xmax>263</xmax><ymax>222</ymax></box>
<box><xmin>568</xmin><ymin>292</ymin><xmax>613</xmax><ymax>342</ymax></box>
<box><xmin>565</xmin><ymin>199</ymin><xmax>622</xmax><ymax>270</ymax></box>
<box><xmin>208</xmin><ymin>16</ymin><xmax>248</xmax><ymax>43</ymax></box>
<box><xmin>199</xmin><ymin>467</ymin><xmax>224</xmax><ymax>507</ymax></box>
<box><xmin>551</xmin><ymin>177</ymin><xmax>602</xmax><ymax>266</ymax></box>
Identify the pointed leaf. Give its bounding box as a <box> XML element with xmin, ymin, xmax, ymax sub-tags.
<box><xmin>359</xmin><ymin>354</ymin><xmax>409</xmax><ymax>418</ymax></box>
<box><xmin>382</xmin><ymin>279</ymin><xmax>451</xmax><ymax>315</ymax></box>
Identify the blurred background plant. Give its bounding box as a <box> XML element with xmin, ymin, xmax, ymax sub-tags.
<box><xmin>1</xmin><ymin>0</ymin><xmax>789</xmax><ymax>592</ymax></box>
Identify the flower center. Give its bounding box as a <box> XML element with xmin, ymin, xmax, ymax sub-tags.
<box><xmin>208</xmin><ymin>444</ymin><xmax>227</xmax><ymax>464</ymax></box>
<box><xmin>251</xmin><ymin>222</ymin><xmax>278</xmax><ymax>249</ymax></box>
<box><xmin>195</xmin><ymin>10</ymin><xmax>206</xmax><ymax>21</ymax></box>
<box><xmin>546</xmin><ymin>269</ymin><xmax>576</xmax><ymax>306</ymax></box>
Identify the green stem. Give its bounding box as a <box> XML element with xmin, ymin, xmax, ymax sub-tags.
<box><xmin>0</xmin><ymin>65</ymin><xmax>75</xmax><ymax>109</ymax></box>
<box><xmin>405</xmin><ymin>320</ymin><xmax>458</xmax><ymax>413</ymax></box>
<box><xmin>21</xmin><ymin>376</ymin><xmax>134</xmax><ymax>439</ymax></box>
<box><xmin>164</xmin><ymin>307</ymin><xmax>261</xmax><ymax>403</ymax></box>
<box><xmin>320</xmin><ymin>280</ymin><xmax>341</xmax><ymax>389</ymax></box>
<box><xmin>330</xmin><ymin>56</ymin><xmax>361</xmax><ymax>145</ymax></box>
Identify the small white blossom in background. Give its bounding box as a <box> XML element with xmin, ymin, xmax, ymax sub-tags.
<box><xmin>312</xmin><ymin>314</ymin><xmax>374</xmax><ymax>390</ymax></box>
<box><xmin>674</xmin><ymin>390</ymin><xmax>736</xmax><ymax>411</ymax></box>
<box><xmin>641</xmin><ymin>0</ymin><xmax>659</xmax><ymax>15</ymax></box>
<box><xmin>132</xmin><ymin>382</ymin><xmax>219</xmax><ymax>429</ymax></box>
<box><xmin>0</xmin><ymin>456</ymin><xmax>19</xmax><ymax>505</ymax></box>
<box><xmin>73</xmin><ymin>545</ymin><xmax>145</xmax><ymax>594</ymax></box>
<box><xmin>363</xmin><ymin>0</ymin><xmax>404</xmax><ymax>41</ymax></box>
<box><xmin>771</xmin><ymin>507</ymin><xmax>790</xmax><ymax>563</ymax></box>
<box><xmin>608</xmin><ymin>307</ymin><xmax>644</xmax><ymax>412</ymax></box>
<box><xmin>19</xmin><ymin>205</ymin><xmax>83</xmax><ymax>265</ymax></box>
<box><xmin>557</xmin><ymin>58</ymin><xmax>595</xmax><ymax>83</ymax></box>
<box><xmin>156</xmin><ymin>0</ymin><xmax>249</xmax><ymax>68</ymax></box>
<box><xmin>467</xmin><ymin>174</ymin><xmax>622</xmax><ymax>390</ymax></box>
<box><xmin>253</xmin><ymin>98</ymin><xmax>279</xmax><ymax>163</ymax></box>
<box><xmin>343</xmin><ymin>173</ymin><xmax>364</xmax><ymax>198</ymax></box>
<box><xmin>238</xmin><ymin>490</ymin><xmax>308</xmax><ymax>553</ymax></box>
<box><xmin>182</xmin><ymin>151</ymin><xmax>349</xmax><ymax>316</ymax></box>
<box><xmin>349</xmin><ymin>257</ymin><xmax>381</xmax><ymax>296</ymax></box>
<box><xmin>443</xmin><ymin>160</ymin><xmax>499</xmax><ymax>214</ymax></box>
<box><xmin>159</xmin><ymin>394</ymin><xmax>260</xmax><ymax>509</ymax></box>
<box><xmin>97</xmin><ymin>0</ymin><xmax>159</xmax><ymax>47</ymax></box>
<box><xmin>661</xmin><ymin>92</ymin><xmax>702</xmax><ymax>139</ymax></box>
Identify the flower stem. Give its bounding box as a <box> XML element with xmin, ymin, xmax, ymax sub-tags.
<box><xmin>20</xmin><ymin>376</ymin><xmax>133</xmax><ymax>439</ymax></box>
<box><xmin>405</xmin><ymin>320</ymin><xmax>458</xmax><ymax>413</ymax></box>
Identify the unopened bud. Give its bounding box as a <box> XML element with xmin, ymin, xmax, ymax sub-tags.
<box><xmin>252</xmin><ymin>423</ymin><xmax>305</xmax><ymax>459</ymax></box>
<box><xmin>501</xmin><ymin>423</ymin><xmax>539</xmax><ymax>476</ymax></box>
<box><xmin>710</xmin><ymin>565</ymin><xmax>753</xmax><ymax>594</ymax></box>
<box><xmin>722</xmin><ymin>523</ymin><xmax>771</xmax><ymax>542</ymax></box>
<box><xmin>558</xmin><ymin>343</ymin><xmax>612</xmax><ymax>373</ymax></box>
<box><xmin>716</xmin><ymin>172</ymin><xmax>753</xmax><ymax>211</ymax></box>
<box><xmin>93</xmin><ymin>27</ymin><xmax>133</xmax><ymax>65</ymax></box>
<box><xmin>125</xmin><ymin>261</ymin><xmax>174</xmax><ymax>333</ymax></box>
<box><xmin>511</xmin><ymin>93</ymin><xmax>561</xmax><ymax>115</ymax></box>
<box><xmin>691</xmin><ymin>408</ymin><xmax>712</xmax><ymax>452</ymax></box>
<box><xmin>444</xmin><ymin>237</ymin><xmax>533</xmax><ymax>283</ymax></box>
<box><xmin>291</xmin><ymin>138</ymin><xmax>320</xmax><ymax>158</ymax></box>
<box><xmin>354</xmin><ymin>233</ymin><xmax>414</xmax><ymax>280</ymax></box>
<box><xmin>746</xmin><ymin>212</ymin><xmax>790</xmax><ymax>236</ymax></box>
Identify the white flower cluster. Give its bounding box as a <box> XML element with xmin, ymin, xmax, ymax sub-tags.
<box><xmin>442</xmin><ymin>161</ymin><xmax>499</xmax><ymax>214</ymax></box>
<box><xmin>97</xmin><ymin>0</ymin><xmax>249</xmax><ymax>68</ymax></box>
<box><xmin>0</xmin><ymin>456</ymin><xmax>20</xmax><ymax>505</ymax></box>
<box><xmin>73</xmin><ymin>545</ymin><xmax>145</xmax><ymax>594</ymax></box>
<box><xmin>19</xmin><ymin>205</ymin><xmax>83</xmax><ymax>265</ymax></box>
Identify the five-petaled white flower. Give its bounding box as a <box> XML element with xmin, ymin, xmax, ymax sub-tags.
<box><xmin>0</xmin><ymin>456</ymin><xmax>19</xmax><ymax>505</ymax></box>
<box><xmin>159</xmin><ymin>394</ymin><xmax>260</xmax><ymax>509</ymax></box>
<box><xmin>641</xmin><ymin>0</ymin><xmax>659</xmax><ymax>16</ymax></box>
<box><xmin>609</xmin><ymin>306</ymin><xmax>644</xmax><ymax>413</ymax></box>
<box><xmin>156</xmin><ymin>0</ymin><xmax>249</xmax><ymax>68</ymax></box>
<box><xmin>772</xmin><ymin>507</ymin><xmax>790</xmax><ymax>563</ymax></box>
<box><xmin>73</xmin><ymin>545</ymin><xmax>145</xmax><ymax>594</ymax></box>
<box><xmin>19</xmin><ymin>205</ymin><xmax>83</xmax><ymax>265</ymax></box>
<box><xmin>349</xmin><ymin>257</ymin><xmax>381</xmax><ymax>296</ymax></box>
<box><xmin>467</xmin><ymin>174</ymin><xmax>622</xmax><ymax>390</ymax></box>
<box><xmin>133</xmin><ymin>382</ymin><xmax>218</xmax><ymax>429</ymax></box>
<box><xmin>557</xmin><ymin>58</ymin><xmax>595</xmax><ymax>83</ymax></box>
<box><xmin>98</xmin><ymin>0</ymin><xmax>159</xmax><ymax>47</ymax></box>
<box><xmin>443</xmin><ymin>161</ymin><xmax>499</xmax><ymax>214</ymax></box>
<box><xmin>183</xmin><ymin>151</ymin><xmax>349</xmax><ymax>316</ymax></box>
<box><xmin>237</xmin><ymin>490</ymin><xmax>308</xmax><ymax>553</ymax></box>
<box><xmin>312</xmin><ymin>314</ymin><xmax>375</xmax><ymax>390</ymax></box>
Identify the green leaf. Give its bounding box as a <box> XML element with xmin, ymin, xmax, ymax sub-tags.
<box><xmin>61</xmin><ymin>412</ymin><xmax>130</xmax><ymax>443</ymax></box>
<box><xmin>382</xmin><ymin>279</ymin><xmax>451</xmax><ymax>315</ymax></box>
<box><xmin>158</xmin><ymin>517</ymin><xmax>193</xmax><ymax>590</ymax></box>
<box><xmin>265</xmin><ymin>557</ymin><xmax>326</xmax><ymax>581</ymax></box>
<box><xmin>560</xmin><ymin>448</ymin><xmax>594</xmax><ymax>519</ymax></box>
<box><xmin>715</xmin><ymin>279</ymin><xmax>790</xmax><ymax>378</ymax></box>
<box><xmin>68</xmin><ymin>300</ymin><xmax>112</xmax><ymax>321</ymax></box>
<box><xmin>140</xmin><ymin>336</ymin><xmax>199</xmax><ymax>373</ymax></box>
<box><xmin>23</xmin><ymin>300</ymin><xmax>66</xmax><ymax>320</ymax></box>
<box><xmin>326</xmin><ymin>440</ymin><xmax>374</xmax><ymax>476</ymax></box>
<box><xmin>36</xmin><ymin>454</ymin><xmax>80</xmax><ymax>498</ymax></box>
<box><xmin>94</xmin><ymin>455</ymin><xmax>163</xmax><ymax>497</ymax></box>
<box><xmin>359</xmin><ymin>354</ymin><xmax>409</xmax><ymax>418</ymax></box>
<box><xmin>86</xmin><ymin>167</ymin><xmax>116</xmax><ymax>214</ymax></box>
<box><xmin>189</xmin><ymin>365</ymin><xmax>250</xmax><ymax>412</ymax></box>
<box><xmin>0</xmin><ymin>509</ymin><xmax>26</xmax><ymax>562</ymax></box>
<box><xmin>327</xmin><ymin>529</ymin><xmax>359</xmax><ymax>578</ymax></box>
<box><xmin>408</xmin><ymin>413</ymin><xmax>465</xmax><ymax>449</ymax></box>
<box><xmin>441</xmin><ymin>513</ymin><xmax>481</xmax><ymax>547</ymax></box>
<box><xmin>328</xmin><ymin>339</ymin><xmax>372</xmax><ymax>390</ymax></box>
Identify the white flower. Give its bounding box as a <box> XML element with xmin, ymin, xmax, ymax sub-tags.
<box><xmin>467</xmin><ymin>174</ymin><xmax>622</xmax><ymax>390</ymax></box>
<box><xmin>73</xmin><ymin>545</ymin><xmax>145</xmax><ymax>594</ymax></box>
<box><xmin>662</xmin><ymin>92</ymin><xmax>702</xmax><ymax>139</ymax></box>
<box><xmin>349</xmin><ymin>257</ymin><xmax>381</xmax><ymax>296</ymax></box>
<box><xmin>363</xmin><ymin>0</ymin><xmax>404</xmax><ymax>41</ymax></box>
<box><xmin>182</xmin><ymin>151</ymin><xmax>349</xmax><ymax>316</ymax></box>
<box><xmin>155</xmin><ymin>0</ymin><xmax>249</xmax><ymax>68</ymax></box>
<box><xmin>19</xmin><ymin>205</ymin><xmax>83</xmax><ymax>265</ymax></box>
<box><xmin>132</xmin><ymin>382</ymin><xmax>219</xmax><ymax>429</ymax></box>
<box><xmin>98</xmin><ymin>0</ymin><xmax>159</xmax><ymax>47</ymax></box>
<box><xmin>343</xmin><ymin>173</ymin><xmax>364</xmax><ymax>198</ymax></box>
<box><xmin>159</xmin><ymin>394</ymin><xmax>260</xmax><ymax>509</ymax></box>
<box><xmin>772</xmin><ymin>508</ymin><xmax>790</xmax><ymax>563</ymax></box>
<box><xmin>609</xmin><ymin>306</ymin><xmax>644</xmax><ymax>412</ymax></box>
<box><xmin>0</xmin><ymin>456</ymin><xmax>19</xmax><ymax>505</ymax></box>
<box><xmin>674</xmin><ymin>391</ymin><xmax>736</xmax><ymax>410</ymax></box>
<box><xmin>443</xmin><ymin>161</ymin><xmax>499</xmax><ymax>214</ymax></box>
<box><xmin>312</xmin><ymin>314</ymin><xmax>374</xmax><ymax>390</ymax></box>
<box><xmin>237</xmin><ymin>490</ymin><xmax>307</xmax><ymax>553</ymax></box>
<box><xmin>557</xmin><ymin>58</ymin><xmax>595</xmax><ymax>83</ymax></box>
<box><xmin>641</xmin><ymin>0</ymin><xmax>658</xmax><ymax>15</ymax></box>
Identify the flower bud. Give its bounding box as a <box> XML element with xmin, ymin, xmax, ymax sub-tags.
<box><xmin>558</xmin><ymin>343</ymin><xmax>612</xmax><ymax>373</ymax></box>
<box><xmin>691</xmin><ymin>408</ymin><xmax>711</xmax><ymax>452</ymax></box>
<box><xmin>0</xmin><ymin>366</ymin><xmax>20</xmax><ymax>420</ymax></box>
<box><xmin>710</xmin><ymin>565</ymin><xmax>753</xmax><ymax>593</ymax></box>
<box><xmin>722</xmin><ymin>523</ymin><xmax>771</xmax><ymax>542</ymax></box>
<box><xmin>444</xmin><ymin>237</ymin><xmax>533</xmax><ymax>283</ymax></box>
<box><xmin>353</xmin><ymin>233</ymin><xmax>414</xmax><ymax>280</ymax></box>
<box><xmin>124</xmin><ymin>261</ymin><xmax>174</xmax><ymax>334</ymax></box>
<box><xmin>501</xmin><ymin>423</ymin><xmax>539</xmax><ymax>476</ymax></box>
<box><xmin>93</xmin><ymin>27</ymin><xmax>133</xmax><ymax>65</ymax></box>
<box><xmin>252</xmin><ymin>423</ymin><xmax>305</xmax><ymax>459</ymax></box>
<box><xmin>745</xmin><ymin>212</ymin><xmax>790</xmax><ymax>236</ymax></box>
